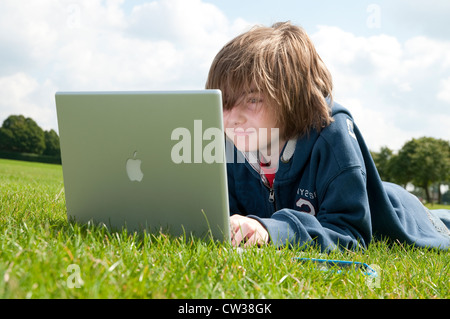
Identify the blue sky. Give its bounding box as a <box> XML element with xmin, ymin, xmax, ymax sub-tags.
<box><xmin>207</xmin><ymin>0</ymin><xmax>377</xmax><ymax>34</ymax></box>
<box><xmin>206</xmin><ymin>0</ymin><xmax>450</xmax><ymax>40</ymax></box>
<box><xmin>0</xmin><ymin>0</ymin><xmax>449</xmax><ymax>151</ymax></box>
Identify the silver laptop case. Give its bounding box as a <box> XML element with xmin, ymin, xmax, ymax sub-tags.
<box><xmin>55</xmin><ymin>91</ymin><xmax>230</xmax><ymax>241</ymax></box>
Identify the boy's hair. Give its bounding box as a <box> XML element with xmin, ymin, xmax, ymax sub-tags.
<box><xmin>206</xmin><ymin>21</ymin><xmax>333</xmax><ymax>139</ymax></box>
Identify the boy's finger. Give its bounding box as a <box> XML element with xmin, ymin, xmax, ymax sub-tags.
<box><xmin>232</xmin><ymin>230</ymin><xmax>244</xmax><ymax>247</ymax></box>
<box><xmin>244</xmin><ymin>230</ymin><xmax>267</xmax><ymax>248</ymax></box>
<box><xmin>232</xmin><ymin>223</ymin><xmax>251</xmax><ymax>247</ymax></box>
<box><xmin>244</xmin><ymin>233</ymin><xmax>258</xmax><ymax>248</ymax></box>
<box><xmin>230</xmin><ymin>215</ymin><xmax>244</xmax><ymax>233</ymax></box>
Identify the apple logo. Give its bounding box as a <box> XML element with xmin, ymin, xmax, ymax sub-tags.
<box><xmin>126</xmin><ymin>151</ymin><xmax>144</xmax><ymax>182</ymax></box>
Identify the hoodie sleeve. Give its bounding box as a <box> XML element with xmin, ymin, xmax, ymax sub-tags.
<box><xmin>251</xmin><ymin>167</ymin><xmax>372</xmax><ymax>251</ymax></box>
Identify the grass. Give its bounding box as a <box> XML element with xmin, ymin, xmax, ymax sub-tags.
<box><xmin>0</xmin><ymin>158</ymin><xmax>449</xmax><ymax>299</ymax></box>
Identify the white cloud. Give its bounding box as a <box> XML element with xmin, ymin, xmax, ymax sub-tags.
<box><xmin>0</xmin><ymin>73</ymin><xmax>57</xmax><ymax>130</ymax></box>
<box><xmin>311</xmin><ymin>25</ymin><xmax>450</xmax><ymax>151</ymax></box>
<box><xmin>337</xmin><ymin>97</ymin><xmax>411</xmax><ymax>152</ymax></box>
<box><xmin>437</xmin><ymin>77</ymin><xmax>450</xmax><ymax>104</ymax></box>
<box><xmin>0</xmin><ymin>0</ymin><xmax>250</xmax><ymax>132</ymax></box>
<box><xmin>129</xmin><ymin>0</ymin><xmax>229</xmax><ymax>44</ymax></box>
<box><xmin>0</xmin><ymin>73</ymin><xmax>38</xmax><ymax>106</ymax></box>
<box><xmin>126</xmin><ymin>0</ymin><xmax>250</xmax><ymax>75</ymax></box>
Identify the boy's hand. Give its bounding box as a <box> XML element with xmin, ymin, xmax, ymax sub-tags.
<box><xmin>230</xmin><ymin>214</ymin><xmax>269</xmax><ymax>247</ymax></box>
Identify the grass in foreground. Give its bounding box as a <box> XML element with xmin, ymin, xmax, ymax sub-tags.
<box><xmin>0</xmin><ymin>158</ymin><xmax>449</xmax><ymax>299</ymax></box>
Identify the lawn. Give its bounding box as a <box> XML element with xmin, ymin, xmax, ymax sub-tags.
<box><xmin>0</xmin><ymin>158</ymin><xmax>449</xmax><ymax>301</ymax></box>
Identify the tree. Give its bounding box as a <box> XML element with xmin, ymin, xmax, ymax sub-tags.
<box><xmin>386</xmin><ymin>152</ymin><xmax>411</xmax><ymax>188</ymax></box>
<box><xmin>394</xmin><ymin>137</ymin><xmax>450</xmax><ymax>204</ymax></box>
<box><xmin>371</xmin><ymin>146</ymin><xmax>412</xmax><ymax>187</ymax></box>
<box><xmin>0</xmin><ymin>115</ymin><xmax>46</xmax><ymax>154</ymax></box>
<box><xmin>371</xmin><ymin>146</ymin><xmax>394</xmax><ymax>182</ymax></box>
<box><xmin>43</xmin><ymin>129</ymin><xmax>61</xmax><ymax>157</ymax></box>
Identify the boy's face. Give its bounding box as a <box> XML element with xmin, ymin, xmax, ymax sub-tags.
<box><xmin>223</xmin><ymin>89</ymin><xmax>283</xmax><ymax>157</ymax></box>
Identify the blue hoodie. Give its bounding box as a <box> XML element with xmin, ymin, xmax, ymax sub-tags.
<box><xmin>226</xmin><ymin>102</ymin><xmax>450</xmax><ymax>251</ymax></box>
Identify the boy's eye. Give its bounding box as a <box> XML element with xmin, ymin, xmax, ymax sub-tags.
<box><xmin>247</xmin><ymin>96</ymin><xmax>262</xmax><ymax>104</ymax></box>
<box><xmin>246</xmin><ymin>96</ymin><xmax>263</xmax><ymax>111</ymax></box>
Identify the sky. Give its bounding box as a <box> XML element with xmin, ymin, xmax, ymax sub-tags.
<box><xmin>0</xmin><ymin>0</ymin><xmax>449</xmax><ymax>152</ymax></box>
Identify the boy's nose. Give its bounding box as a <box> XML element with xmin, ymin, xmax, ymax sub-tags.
<box><xmin>224</xmin><ymin>106</ymin><xmax>246</xmax><ymax>127</ymax></box>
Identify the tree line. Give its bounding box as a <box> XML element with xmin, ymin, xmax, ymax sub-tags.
<box><xmin>0</xmin><ymin>114</ymin><xmax>449</xmax><ymax>203</ymax></box>
<box><xmin>371</xmin><ymin>137</ymin><xmax>450</xmax><ymax>204</ymax></box>
<box><xmin>0</xmin><ymin>115</ymin><xmax>60</xmax><ymax>158</ymax></box>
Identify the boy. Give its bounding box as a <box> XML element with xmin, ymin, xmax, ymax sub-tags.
<box><xmin>206</xmin><ymin>21</ymin><xmax>450</xmax><ymax>251</ymax></box>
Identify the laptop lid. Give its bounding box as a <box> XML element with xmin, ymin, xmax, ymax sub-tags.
<box><xmin>55</xmin><ymin>90</ymin><xmax>230</xmax><ymax>242</ymax></box>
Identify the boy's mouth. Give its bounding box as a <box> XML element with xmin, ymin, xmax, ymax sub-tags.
<box><xmin>234</xmin><ymin>131</ymin><xmax>252</xmax><ymax>137</ymax></box>
<box><xmin>229</xmin><ymin>128</ymin><xmax>257</xmax><ymax>137</ymax></box>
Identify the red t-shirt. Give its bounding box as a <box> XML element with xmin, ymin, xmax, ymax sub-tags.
<box><xmin>260</xmin><ymin>161</ymin><xmax>276</xmax><ymax>188</ymax></box>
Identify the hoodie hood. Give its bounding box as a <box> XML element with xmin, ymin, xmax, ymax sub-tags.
<box><xmin>275</xmin><ymin>101</ymin><xmax>354</xmax><ymax>183</ymax></box>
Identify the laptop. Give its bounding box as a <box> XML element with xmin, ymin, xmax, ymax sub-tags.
<box><xmin>55</xmin><ymin>90</ymin><xmax>230</xmax><ymax>242</ymax></box>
